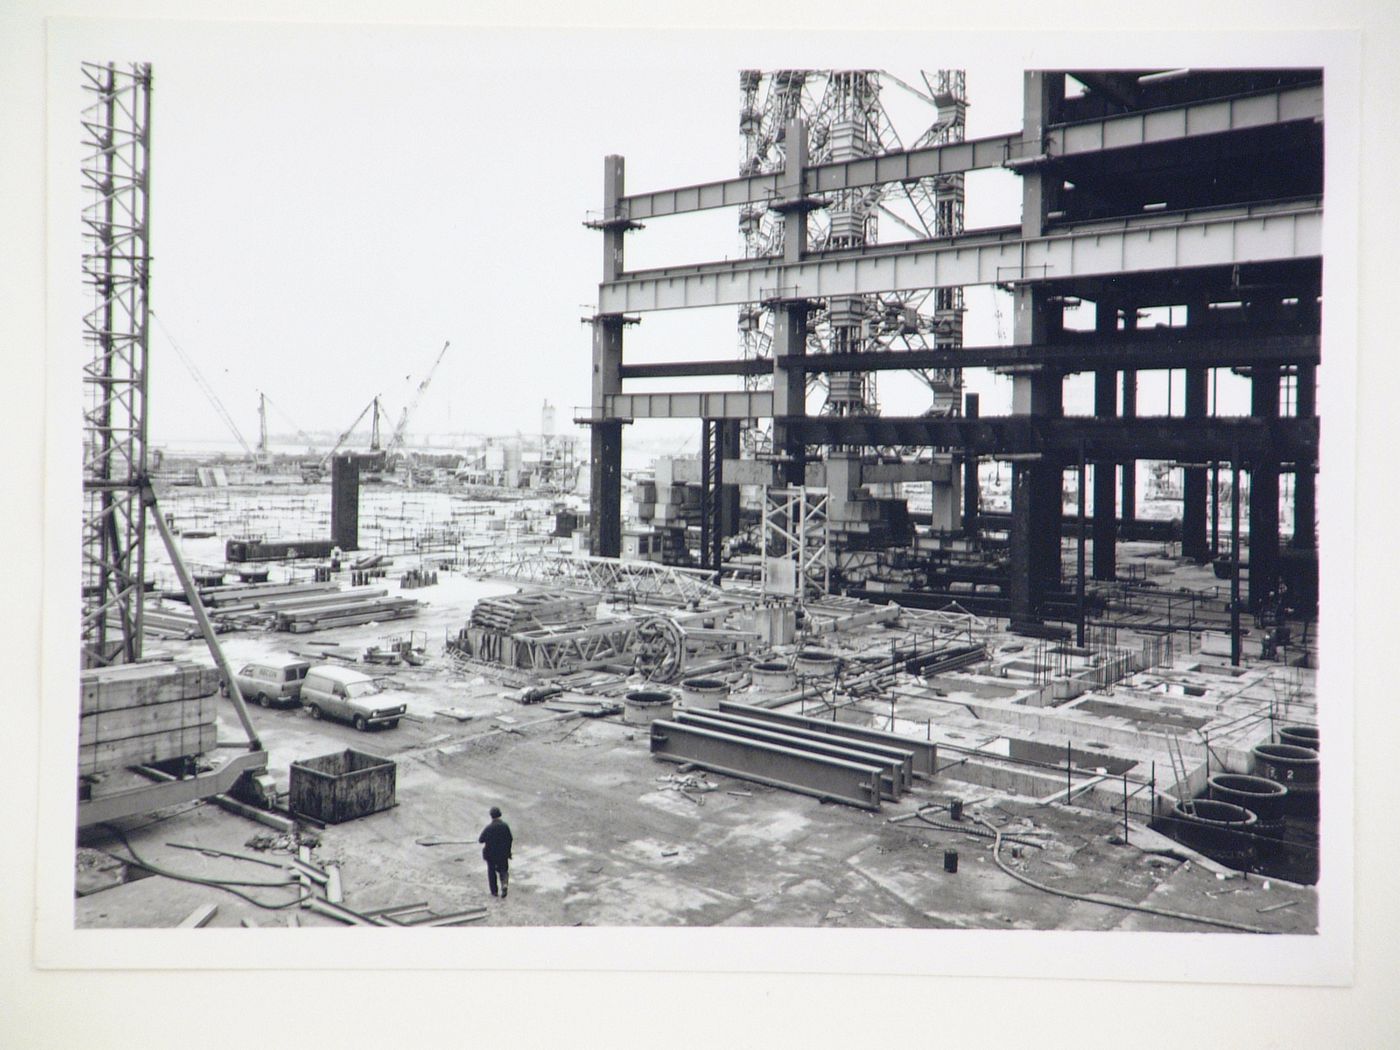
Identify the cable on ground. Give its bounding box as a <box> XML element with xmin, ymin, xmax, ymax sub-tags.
<box><xmin>972</xmin><ymin>814</ymin><xmax>1271</xmax><ymax>934</ymax></box>
<box><xmin>92</xmin><ymin>823</ymin><xmax>311</xmax><ymax>911</ymax></box>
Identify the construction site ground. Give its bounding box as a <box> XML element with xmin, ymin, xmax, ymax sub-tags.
<box><xmin>75</xmin><ymin>562</ymin><xmax>1318</xmax><ymax>934</ymax></box>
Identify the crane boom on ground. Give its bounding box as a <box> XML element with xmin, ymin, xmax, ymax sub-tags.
<box><xmin>385</xmin><ymin>340</ymin><xmax>450</xmax><ymax>462</ymax></box>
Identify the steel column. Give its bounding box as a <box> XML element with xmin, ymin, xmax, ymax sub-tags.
<box><xmin>1121</xmin><ymin>308</ymin><xmax>1139</xmax><ymax>527</ymax></box>
<box><xmin>1249</xmin><ymin>355</ymin><xmax>1282</xmax><ymax>612</ymax></box>
<box><xmin>1092</xmin><ymin>298</ymin><xmax>1118</xmax><ymax>580</ymax></box>
<box><xmin>963</xmin><ymin>392</ymin><xmax>980</xmax><ymax>537</ymax></box>
<box><xmin>1181</xmin><ymin>298</ymin><xmax>1212</xmax><ymax>562</ymax></box>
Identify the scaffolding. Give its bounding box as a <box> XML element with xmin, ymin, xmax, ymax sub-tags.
<box><xmin>81</xmin><ymin>61</ymin><xmax>153</xmax><ymax>668</ymax></box>
<box><xmin>761</xmin><ymin>486</ymin><xmax>830</xmax><ymax>603</ymax></box>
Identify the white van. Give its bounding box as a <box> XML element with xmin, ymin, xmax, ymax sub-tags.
<box><xmin>300</xmin><ymin>665</ymin><xmax>406</xmax><ymax>731</ymax></box>
<box><xmin>223</xmin><ymin>656</ymin><xmax>312</xmax><ymax>708</ymax></box>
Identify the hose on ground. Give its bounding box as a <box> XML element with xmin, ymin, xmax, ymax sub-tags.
<box><xmin>907</xmin><ymin>805</ymin><xmax>1045</xmax><ymax>849</ymax></box>
<box><xmin>91</xmin><ymin>823</ymin><xmax>312</xmax><ymax>911</ymax></box>
<box><xmin>972</xmin><ymin>815</ymin><xmax>1272</xmax><ymax>935</ymax></box>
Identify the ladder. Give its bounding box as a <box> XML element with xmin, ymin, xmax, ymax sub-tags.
<box><xmin>1167</xmin><ymin>732</ymin><xmax>1194</xmax><ymax>816</ymax></box>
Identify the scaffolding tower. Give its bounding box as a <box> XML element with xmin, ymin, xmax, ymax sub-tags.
<box><xmin>81</xmin><ymin>61</ymin><xmax>153</xmax><ymax>668</ymax></box>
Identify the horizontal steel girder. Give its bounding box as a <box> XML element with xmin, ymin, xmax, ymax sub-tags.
<box><xmin>617</xmin><ymin>330</ymin><xmax>1320</xmax><ymax>380</ymax></box>
<box><xmin>591</xmin><ymin>399</ymin><xmax>1317</xmax><ymax>461</ymax></box>
<box><xmin>776</xmin><ymin>414</ymin><xmax>1317</xmax><ymax>464</ymax></box>
<box><xmin>675</xmin><ymin>708</ymin><xmax>914</xmax><ymax>795</ymax></box>
<box><xmin>1050</xmin><ymin>82</ymin><xmax>1322</xmax><ymax>157</ymax></box>
<box><xmin>604</xmin><ymin>390</ymin><xmax>772</xmax><ymax>419</ymax></box>
<box><xmin>598</xmin><ymin>199</ymin><xmax>1321</xmax><ymax>312</ymax></box>
<box><xmin>620</xmin><ymin>135</ymin><xmax>1017</xmax><ymax>221</ymax></box>
<box><xmin>615</xmin><ymin>85</ymin><xmax>1321</xmax><ymax>221</ymax></box>
<box><xmin>649</xmin><ymin>719</ymin><xmax>884</xmax><ymax>810</ymax></box>
<box><xmin>719</xmin><ymin>701</ymin><xmax>938</xmax><ymax>776</ymax></box>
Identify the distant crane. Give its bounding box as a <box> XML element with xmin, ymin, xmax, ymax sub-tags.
<box><xmin>259</xmin><ymin>391</ymin><xmax>320</xmax><ymax>453</ymax></box>
<box><xmin>152</xmin><ymin>311</ymin><xmax>256</xmax><ymax>460</ymax></box>
<box><xmin>317</xmin><ymin>396</ymin><xmax>382</xmax><ymax>470</ymax></box>
<box><xmin>383</xmin><ymin>340</ymin><xmax>450</xmax><ymax>469</ymax></box>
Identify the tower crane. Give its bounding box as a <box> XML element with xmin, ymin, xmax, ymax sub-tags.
<box><xmin>383</xmin><ymin>340</ymin><xmax>450</xmax><ymax>470</ymax></box>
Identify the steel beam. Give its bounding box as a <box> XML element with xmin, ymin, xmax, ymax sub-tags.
<box><xmin>1049</xmin><ymin>83</ymin><xmax>1322</xmax><ymax>157</ymax></box>
<box><xmin>649</xmin><ymin>720</ymin><xmax>884</xmax><ymax>811</ymax></box>
<box><xmin>622</xmin><ymin>331</ymin><xmax>1318</xmax><ymax>380</ymax></box>
<box><xmin>619</xmin><ymin>330</ymin><xmax>1318</xmax><ymax>380</ymax></box>
<box><xmin>619</xmin><ymin>134</ymin><xmax>1018</xmax><ymax>221</ymax></box>
<box><xmin>603</xmin><ymin>390</ymin><xmax>772</xmax><ymax>420</ymax></box>
<box><xmin>598</xmin><ymin>199</ymin><xmax>1321</xmax><ymax>313</ymax></box>
<box><xmin>675</xmin><ymin>708</ymin><xmax>914</xmax><ymax>794</ymax></box>
<box><xmin>776</xmin><ymin>414</ymin><xmax>1316</xmax><ymax>464</ymax></box>
<box><xmin>611</xmin><ymin>85</ymin><xmax>1320</xmax><ymax>222</ymax></box>
<box><xmin>671</xmin><ymin>712</ymin><xmax>903</xmax><ymax>800</ymax></box>
<box><xmin>719</xmin><ymin>701</ymin><xmax>938</xmax><ymax>776</ymax></box>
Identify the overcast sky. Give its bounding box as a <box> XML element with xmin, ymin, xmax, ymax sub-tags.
<box><xmin>53</xmin><ymin>21</ymin><xmax>1298</xmax><ymax>454</ymax></box>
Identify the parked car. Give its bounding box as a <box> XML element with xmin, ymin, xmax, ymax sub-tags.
<box><xmin>299</xmin><ymin>664</ymin><xmax>406</xmax><ymax>731</ymax></box>
<box><xmin>221</xmin><ymin>656</ymin><xmax>312</xmax><ymax>708</ymax></box>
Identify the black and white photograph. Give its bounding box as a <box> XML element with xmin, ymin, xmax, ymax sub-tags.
<box><xmin>5</xmin><ymin>4</ymin><xmax>1398</xmax><ymax>1048</ymax></box>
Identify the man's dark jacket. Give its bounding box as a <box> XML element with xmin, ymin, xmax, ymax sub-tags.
<box><xmin>478</xmin><ymin>818</ymin><xmax>513</xmax><ymax>862</ymax></box>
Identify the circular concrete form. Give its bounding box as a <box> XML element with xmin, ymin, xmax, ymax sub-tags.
<box><xmin>623</xmin><ymin>689</ymin><xmax>675</xmax><ymax>726</ymax></box>
<box><xmin>794</xmin><ymin>649</ymin><xmax>839</xmax><ymax>677</ymax></box>
<box><xmin>1251</xmin><ymin>742</ymin><xmax>1319</xmax><ymax>785</ymax></box>
<box><xmin>1171</xmin><ymin>799</ymin><xmax>1259</xmax><ymax>867</ymax></box>
<box><xmin>1278</xmin><ymin>724</ymin><xmax>1319</xmax><ymax>752</ymax></box>
<box><xmin>1208</xmin><ymin>773</ymin><xmax>1288</xmax><ymax>838</ymax></box>
<box><xmin>678</xmin><ymin>676</ymin><xmax>729</xmax><ymax>710</ymax></box>
<box><xmin>750</xmin><ymin>660</ymin><xmax>795</xmax><ymax>691</ymax></box>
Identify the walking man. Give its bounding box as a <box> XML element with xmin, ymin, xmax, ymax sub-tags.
<box><xmin>478</xmin><ymin>805</ymin><xmax>513</xmax><ymax>899</ymax></box>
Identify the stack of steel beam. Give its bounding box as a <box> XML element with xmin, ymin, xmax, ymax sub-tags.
<box><xmin>649</xmin><ymin>701</ymin><xmax>930</xmax><ymax>811</ymax></box>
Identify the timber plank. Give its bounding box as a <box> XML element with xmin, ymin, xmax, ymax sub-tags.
<box><xmin>81</xmin><ymin>662</ymin><xmax>219</xmax><ymax>715</ymax></box>
<box><xmin>79</xmin><ymin>723</ymin><xmax>219</xmax><ymax>776</ymax></box>
<box><xmin>80</xmin><ymin>696</ymin><xmax>217</xmax><ymax>747</ymax></box>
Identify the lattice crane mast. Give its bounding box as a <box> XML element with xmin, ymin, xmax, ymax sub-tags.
<box><xmin>383</xmin><ymin>340</ymin><xmax>450</xmax><ymax>466</ymax></box>
<box><xmin>318</xmin><ymin>396</ymin><xmax>381</xmax><ymax>469</ymax></box>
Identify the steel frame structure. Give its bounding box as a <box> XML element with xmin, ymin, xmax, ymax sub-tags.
<box><xmin>81</xmin><ymin>62</ymin><xmax>153</xmax><ymax>667</ymax></box>
<box><xmin>617</xmin><ymin>82</ymin><xmax>1321</xmax><ymax>222</ymax></box>
<box><xmin>588</xmin><ymin>70</ymin><xmax>1322</xmax><ymax>625</ymax></box>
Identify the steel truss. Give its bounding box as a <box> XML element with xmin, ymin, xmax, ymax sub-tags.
<box><xmin>464</xmin><ymin>549</ymin><xmax>721</xmax><ymax>604</ymax></box>
<box><xmin>81</xmin><ymin>62</ymin><xmax>153</xmax><ymax>668</ymax></box>
<box><xmin>761</xmin><ymin>486</ymin><xmax>830</xmax><ymax>603</ymax></box>
<box><xmin>512</xmin><ymin>616</ymin><xmax>682</xmax><ymax>680</ymax></box>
